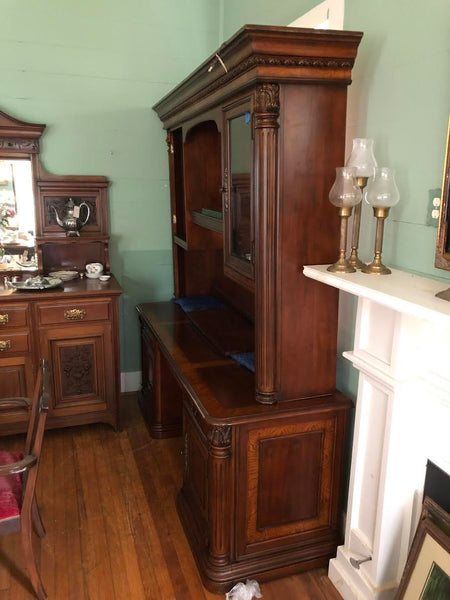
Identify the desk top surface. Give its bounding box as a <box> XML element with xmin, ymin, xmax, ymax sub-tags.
<box><xmin>137</xmin><ymin>301</ymin><xmax>351</xmax><ymax>424</ymax></box>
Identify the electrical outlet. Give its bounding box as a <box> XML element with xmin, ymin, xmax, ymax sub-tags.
<box><xmin>427</xmin><ymin>188</ymin><xmax>441</xmax><ymax>227</ymax></box>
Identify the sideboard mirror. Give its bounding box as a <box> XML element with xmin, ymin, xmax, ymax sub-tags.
<box><xmin>0</xmin><ymin>111</ymin><xmax>45</xmax><ymax>273</ymax></box>
<box><xmin>435</xmin><ymin>117</ymin><xmax>450</xmax><ymax>300</ymax></box>
<box><xmin>0</xmin><ymin>108</ymin><xmax>110</xmax><ymax>277</ymax></box>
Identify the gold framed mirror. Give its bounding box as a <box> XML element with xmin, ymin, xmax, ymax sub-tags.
<box><xmin>435</xmin><ymin>116</ymin><xmax>450</xmax><ymax>300</ymax></box>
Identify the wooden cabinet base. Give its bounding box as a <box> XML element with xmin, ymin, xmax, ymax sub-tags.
<box><xmin>137</xmin><ymin>301</ymin><xmax>352</xmax><ymax>591</ymax></box>
<box><xmin>0</xmin><ymin>277</ymin><xmax>122</xmax><ymax>435</ymax></box>
<box><xmin>177</xmin><ymin>400</ymin><xmax>350</xmax><ymax>593</ymax></box>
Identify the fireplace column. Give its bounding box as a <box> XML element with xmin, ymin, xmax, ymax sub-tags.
<box><xmin>303</xmin><ymin>266</ymin><xmax>450</xmax><ymax>600</ymax></box>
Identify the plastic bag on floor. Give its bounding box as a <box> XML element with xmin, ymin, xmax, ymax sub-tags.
<box><xmin>225</xmin><ymin>579</ymin><xmax>262</xmax><ymax>600</ymax></box>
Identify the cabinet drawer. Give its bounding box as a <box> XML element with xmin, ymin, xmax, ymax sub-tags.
<box><xmin>0</xmin><ymin>303</ymin><xmax>29</xmax><ymax>329</ymax></box>
<box><xmin>0</xmin><ymin>331</ymin><xmax>30</xmax><ymax>355</ymax></box>
<box><xmin>37</xmin><ymin>300</ymin><xmax>111</xmax><ymax>325</ymax></box>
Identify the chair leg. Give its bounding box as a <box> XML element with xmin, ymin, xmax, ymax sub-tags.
<box><xmin>32</xmin><ymin>498</ymin><xmax>46</xmax><ymax>538</ymax></box>
<box><xmin>21</xmin><ymin>511</ymin><xmax>47</xmax><ymax>600</ymax></box>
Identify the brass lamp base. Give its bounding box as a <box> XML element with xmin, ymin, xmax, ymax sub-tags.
<box><xmin>436</xmin><ymin>287</ymin><xmax>450</xmax><ymax>302</ymax></box>
<box><xmin>327</xmin><ymin>257</ymin><xmax>356</xmax><ymax>273</ymax></box>
<box><xmin>361</xmin><ymin>259</ymin><xmax>391</xmax><ymax>275</ymax></box>
<box><xmin>348</xmin><ymin>247</ymin><xmax>366</xmax><ymax>270</ymax></box>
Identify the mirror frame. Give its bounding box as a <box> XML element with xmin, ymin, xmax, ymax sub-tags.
<box><xmin>435</xmin><ymin>116</ymin><xmax>450</xmax><ymax>271</ymax></box>
<box><xmin>0</xmin><ymin>110</ymin><xmax>45</xmax><ymax>273</ymax></box>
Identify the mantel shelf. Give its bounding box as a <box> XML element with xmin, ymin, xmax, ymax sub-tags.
<box><xmin>303</xmin><ymin>265</ymin><xmax>450</xmax><ymax>328</ymax></box>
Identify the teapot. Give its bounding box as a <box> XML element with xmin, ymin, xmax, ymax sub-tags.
<box><xmin>53</xmin><ymin>198</ymin><xmax>90</xmax><ymax>236</ymax></box>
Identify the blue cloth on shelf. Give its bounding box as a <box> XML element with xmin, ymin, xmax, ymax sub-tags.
<box><xmin>173</xmin><ymin>295</ymin><xmax>226</xmax><ymax>313</ymax></box>
<box><xmin>230</xmin><ymin>352</ymin><xmax>255</xmax><ymax>373</ymax></box>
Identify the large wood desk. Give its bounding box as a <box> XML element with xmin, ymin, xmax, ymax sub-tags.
<box><xmin>0</xmin><ymin>276</ymin><xmax>122</xmax><ymax>434</ymax></box>
<box><xmin>137</xmin><ymin>301</ymin><xmax>352</xmax><ymax>592</ymax></box>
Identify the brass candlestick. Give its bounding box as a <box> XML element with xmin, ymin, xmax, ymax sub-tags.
<box><xmin>346</xmin><ymin>138</ymin><xmax>378</xmax><ymax>268</ymax></box>
<box><xmin>327</xmin><ymin>166</ymin><xmax>362</xmax><ymax>272</ymax></box>
<box><xmin>361</xmin><ymin>207</ymin><xmax>392</xmax><ymax>274</ymax></box>
<box><xmin>362</xmin><ymin>167</ymin><xmax>400</xmax><ymax>275</ymax></box>
<box><xmin>327</xmin><ymin>206</ymin><xmax>355</xmax><ymax>273</ymax></box>
<box><xmin>348</xmin><ymin>176</ymin><xmax>369</xmax><ymax>269</ymax></box>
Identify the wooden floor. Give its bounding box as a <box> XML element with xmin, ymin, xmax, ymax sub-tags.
<box><xmin>0</xmin><ymin>395</ymin><xmax>343</xmax><ymax>600</ymax></box>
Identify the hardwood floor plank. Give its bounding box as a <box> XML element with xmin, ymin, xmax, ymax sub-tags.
<box><xmin>0</xmin><ymin>395</ymin><xmax>342</xmax><ymax>600</ymax></box>
<box><xmin>116</xmin><ymin>434</ymin><xmax>177</xmax><ymax>599</ymax></box>
<box><xmin>73</xmin><ymin>427</ymin><xmax>117</xmax><ymax>600</ymax></box>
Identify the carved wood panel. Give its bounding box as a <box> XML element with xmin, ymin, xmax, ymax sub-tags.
<box><xmin>60</xmin><ymin>343</ymin><xmax>95</xmax><ymax>397</ymax></box>
<box><xmin>40</xmin><ymin>323</ymin><xmax>112</xmax><ymax>414</ymax></box>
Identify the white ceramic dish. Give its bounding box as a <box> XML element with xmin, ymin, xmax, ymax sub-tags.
<box><xmin>85</xmin><ymin>272</ymin><xmax>101</xmax><ymax>279</ymax></box>
<box><xmin>49</xmin><ymin>270</ymin><xmax>78</xmax><ymax>281</ymax></box>
<box><xmin>99</xmin><ymin>275</ymin><xmax>111</xmax><ymax>282</ymax></box>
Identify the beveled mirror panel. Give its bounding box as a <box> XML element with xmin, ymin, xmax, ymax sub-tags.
<box><xmin>0</xmin><ymin>110</ymin><xmax>44</xmax><ymax>273</ymax></box>
<box><xmin>230</xmin><ymin>113</ymin><xmax>252</xmax><ymax>263</ymax></box>
<box><xmin>223</xmin><ymin>102</ymin><xmax>254</xmax><ymax>288</ymax></box>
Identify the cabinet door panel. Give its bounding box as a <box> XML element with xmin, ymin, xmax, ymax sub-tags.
<box><xmin>0</xmin><ymin>356</ymin><xmax>34</xmax><ymax>398</ymax></box>
<box><xmin>184</xmin><ymin>410</ymin><xmax>209</xmax><ymax>525</ymax></box>
<box><xmin>236</xmin><ymin>413</ymin><xmax>342</xmax><ymax>558</ymax></box>
<box><xmin>0</xmin><ymin>356</ymin><xmax>34</xmax><ymax>431</ymax></box>
<box><xmin>40</xmin><ymin>323</ymin><xmax>113</xmax><ymax>416</ymax></box>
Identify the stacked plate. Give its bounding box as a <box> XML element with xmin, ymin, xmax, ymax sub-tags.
<box><xmin>48</xmin><ymin>271</ymin><xmax>79</xmax><ymax>281</ymax></box>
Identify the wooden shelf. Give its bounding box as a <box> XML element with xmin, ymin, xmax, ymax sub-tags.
<box><xmin>173</xmin><ymin>235</ymin><xmax>188</xmax><ymax>249</ymax></box>
<box><xmin>191</xmin><ymin>210</ymin><xmax>223</xmax><ymax>233</ymax></box>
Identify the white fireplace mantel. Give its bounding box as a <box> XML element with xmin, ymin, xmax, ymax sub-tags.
<box><xmin>303</xmin><ymin>265</ymin><xmax>450</xmax><ymax>600</ymax></box>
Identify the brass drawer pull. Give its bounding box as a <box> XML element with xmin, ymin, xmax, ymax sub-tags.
<box><xmin>64</xmin><ymin>308</ymin><xmax>86</xmax><ymax>321</ymax></box>
<box><xmin>0</xmin><ymin>314</ymin><xmax>9</xmax><ymax>326</ymax></box>
<box><xmin>0</xmin><ymin>340</ymin><xmax>11</xmax><ymax>351</ymax></box>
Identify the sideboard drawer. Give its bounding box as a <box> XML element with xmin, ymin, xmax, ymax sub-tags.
<box><xmin>0</xmin><ymin>331</ymin><xmax>30</xmax><ymax>355</ymax></box>
<box><xmin>37</xmin><ymin>300</ymin><xmax>111</xmax><ymax>325</ymax></box>
<box><xmin>0</xmin><ymin>304</ymin><xmax>29</xmax><ymax>329</ymax></box>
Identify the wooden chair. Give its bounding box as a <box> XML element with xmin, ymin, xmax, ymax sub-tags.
<box><xmin>0</xmin><ymin>359</ymin><xmax>50</xmax><ymax>600</ymax></box>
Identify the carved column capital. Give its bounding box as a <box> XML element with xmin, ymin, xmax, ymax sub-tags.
<box><xmin>254</xmin><ymin>83</ymin><xmax>280</xmax><ymax>114</ymax></box>
<box><xmin>208</xmin><ymin>425</ymin><xmax>231</xmax><ymax>449</ymax></box>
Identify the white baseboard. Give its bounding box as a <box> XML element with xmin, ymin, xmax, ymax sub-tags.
<box><xmin>121</xmin><ymin>371</ymin><xmax>141</xmax><ymax>393</ymax></box>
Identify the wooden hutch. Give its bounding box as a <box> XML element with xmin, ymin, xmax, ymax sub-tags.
<box><xmin>0</xmin><ymin>110</ymin><xmax>122</xmax><ymax>434</ymax></box>
<box><xmin>138</xmin><ymin>25</ymin><xmax>363</xmax><ymax>592</ymax></box>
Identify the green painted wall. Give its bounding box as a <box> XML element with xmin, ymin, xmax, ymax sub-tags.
<box><xmin>2</xmin><ymin>0</ymin><xmax>222</xmax><ymax>374</ymax></box>
<box><xmin>344</xmin><ymin>0</ymin><xmax>450</xmax><ymax>281</ymax></box>
<box><xmin>339</xmin><ymin>0</ymin><xmax>450</xmax><ymax>397</ymax></box>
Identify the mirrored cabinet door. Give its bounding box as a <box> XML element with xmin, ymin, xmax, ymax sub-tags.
<box><xmin>224</xmin><ymin>104</ymin><xmax>254</xmax><ymax>287</ymax></box>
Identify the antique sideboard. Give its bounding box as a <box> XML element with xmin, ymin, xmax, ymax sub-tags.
<box><xmin>0</xmin><ymin>109</ymin><xmax>122</xmax><ymax>433</ymax></box>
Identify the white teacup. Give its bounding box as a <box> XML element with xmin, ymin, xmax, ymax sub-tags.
<box><xmin>85</xmin><ymin>262</ymin><xmax>103</xmax><ymax>279</ymax></box>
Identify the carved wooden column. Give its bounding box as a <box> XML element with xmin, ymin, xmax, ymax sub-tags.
<box><xmin>207</xmin><ymin>424</ymin><xmax>232</xmax><ymax>566</ymax></box>
<box><xmin>253</xmin><ymin>83</ymin><xmax>279</xmax><ymax>405</ymax></box>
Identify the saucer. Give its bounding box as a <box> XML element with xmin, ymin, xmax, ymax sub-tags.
<box><xmin>99</xmin><ymin>275</ymin><xmax>111</xmax><ymax>282</ymax></box>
